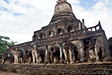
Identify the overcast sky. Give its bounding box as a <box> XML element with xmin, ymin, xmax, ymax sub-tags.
<box><xmin>0</xmin><ymin>0</ymin><xmax>112</xmax><ymax>44</ymax></box>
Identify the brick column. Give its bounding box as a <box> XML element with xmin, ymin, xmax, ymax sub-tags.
<box><xmin>69</xmin><ymin>49</ymin><xmax>74</xmax><ymax>64</ymax></box>
<box><xmin>79</xmin><ymin>39</ymin><xmax>85</xmax><ymax>62</ymax></box>
<box><xmin>78</xmin><ymin>22</ymin><xmax>81</xmax><ymax>30</ymax></box>
<box><xmin>59</xmin><ymin>43</ymin><xmax>63</xmax><ymax>63</ymax></box>
<box><xmin>14</xmin><ymin>51</ymin><xmax>19</xmax><ymax>64</ymax></box>
<box><xmin>63</xmin><ymin>49</ymin><xmax>67</xmax><ymax>63</ymax></box>
<box><xmin>45</xmin><ymin>45</ymin><xmax>48</xmax><ymax>63</ymax></box>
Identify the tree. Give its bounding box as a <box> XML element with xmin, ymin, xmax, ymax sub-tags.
<box><xmin>0</xmin><ymin>35</ymin><xmax>17</xmax><ymax>53</ymax></box>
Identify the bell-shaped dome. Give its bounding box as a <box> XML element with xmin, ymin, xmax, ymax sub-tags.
<box><xmin>49</xmin><ymin>0</ymin><xmax>77</xmax><ymax>24</ymax></box>
<box><xmin>54</xmin><ymin>1</ymin><xmax>73</xmax><ymax>15</ymax></box>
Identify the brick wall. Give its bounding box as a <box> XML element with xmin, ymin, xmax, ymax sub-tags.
<box><xmin>0</xmin><ymin>62</ymin><xmax>112</xmax><ymax>75</ymax></box>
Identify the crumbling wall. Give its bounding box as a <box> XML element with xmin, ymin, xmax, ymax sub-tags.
<box><xmin>0</xmin><ymin>63</ymin><xmax>112</xmax><ymax>75</ymax></box>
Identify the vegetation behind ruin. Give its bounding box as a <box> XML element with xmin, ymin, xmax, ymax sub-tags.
<box><xmin>0</xmin><ymin>35</ymin><xmax>17</xmax><ymax>53</ymax></box>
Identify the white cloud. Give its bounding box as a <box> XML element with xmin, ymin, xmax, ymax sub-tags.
<box><xmin>105</xmin><ymin>0</ymin><xmax>109</xmax><ymax>3</ymax></box>
<box><xmin>0</xmin><ymin>0</ymin><xmax>112</xmax><ymax>44</ymax></box>
<box><xmin>71</xmin><ymin>0</ymin><xmax>112</xmax><ymax>38</ymax></box>
<box><xmin>0</xmin><ymin>0</ymin><xmax>56</xmax><ymax>44</ymax></box>
<box><xmin>69</xmin><ymin>0</ymin><xmax>80</xmax><ymax>4</ymax></box>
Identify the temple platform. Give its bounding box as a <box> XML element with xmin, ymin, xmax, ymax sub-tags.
<box><xmin>0</xmin><ymin>62</ymin><xmax>112</xmax><ymax>75</ymax></box>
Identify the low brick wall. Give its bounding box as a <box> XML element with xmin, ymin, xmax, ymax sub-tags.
<box><xmin>0</xmin><ymin>62</ymin><xmax>112</xmax><ymax>75</ymax></box>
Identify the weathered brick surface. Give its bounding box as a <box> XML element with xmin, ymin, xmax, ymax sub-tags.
<box><xmin>0</xmin><ymin>62</ymin><xmax>112</xmax><ymax>75</ymax></box>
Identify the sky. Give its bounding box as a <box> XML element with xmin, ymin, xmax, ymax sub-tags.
<box><xmin>0</xmin><ymin>0</ymin><xmax>112</xmax><ymax>44</ymax></box>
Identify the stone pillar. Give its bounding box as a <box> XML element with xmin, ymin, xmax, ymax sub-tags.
<box><xmin>45</xmin><ymin>45</ymin><xmax>48</xmax><ymax>63</ymax></box>
<box><xmin>82</xmin><ymin>19</ymin><xmax>85</xmax><ymax>33</ymax></box>
<box><xmin>69</xmin><ymin>50</ymin><xmax>74</xmax><ymax>64</ymax></box>
<box><xmin>94</xmin><ymin>38</ymin><xmax>100</xmax><ymax>62</ymax></box>
<box><xmin>32</xmin><ymin>51</ymin><xmax>36</xmax><ymax>63</ymax></box>
<box><xmin>59</xmin><ymin>43</ymin><xmax>63</xmax><ymax>63</ymax></box>
<box><xmin>50</xmin><ymin>52</ymin><xmax>53</xmax><ymax>63</ymax></box>
<box><xmin>79</xmin><ymin>39</ymin><xmax>85</xmax><ymax>62</ymax></box>
<box><xmin>14</xmin><ymin>51</ymin><xmax>18</xmax><ymax>64</ymax></box>
<box><xmin>32</xmin><ymin>44</ymin><xmax>38</xmax><ymax>63</ymax></box>
<box><xmin>78</xmin><ymin>22</ymin><xmax>81</xmax><ymax>30</ymax></box>
<box><xmin>14</xmin><ymin>55</ymin><xmax>18</xmax><ymax>64</ymax></box>
<box><xmin>82</xmin><ymin>19</ymin><xmax>85</xmax><ymax>29</ymax></box>
<box><xmin>101</xmin><ymin>35</ymin><xmax>111</xmax><ymax>61</ymax></box>
<box><xmin>63</xmin><ymin>49</ymin><xmax>67</xmax><ymax>62</ymax></box>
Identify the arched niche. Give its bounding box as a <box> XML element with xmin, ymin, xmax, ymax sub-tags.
<box><xmin>49</xmin><ymin>46</ymin><xmax>60</xmax><ymax>63</ymax></box>
<box><xmin>38</xmin><ymin>33</ymin><xmax>45</xmax><ymax>39</ymax></box>
<box><xmin>37</xmin><ymin>49</ymin><xmax>45</xmax><ymax>63</ymax></box>
<box><xmin>48</xmin><ymin>30</ymin><xmax>54</xmax><ymax>37</ymax></box>
<box><xmin>57</xmin><ymin>28</ymin><xmax>63</xmax><ymax>35</ymax></box>
<box><xmin>64</xmin><ymin>42</ymin><xmax>78</xmax><ymax>61</ymax></box>
<box><xmin>67</xmin><ymin>25</ymin><xmax>72</xmax><ymax>32</ymax></box>
<box><xmin>50</xmin><ymin>46</ymin><xmax>59</xmax><ymax>52</ymax></box>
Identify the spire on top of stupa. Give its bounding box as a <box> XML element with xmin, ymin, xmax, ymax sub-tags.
<box><xmin>57</xmin><ymin>0</ymin><xmax>67</xmax><ymax>3</ymax></box>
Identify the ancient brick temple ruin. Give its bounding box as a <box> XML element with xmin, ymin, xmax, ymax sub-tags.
<box><xmin>0</xmin><ymin>0</ymin><xmax>111</xmax><ymax>64</ymax></box>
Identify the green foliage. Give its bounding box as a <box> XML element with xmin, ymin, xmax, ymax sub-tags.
<box><xmin>0</xmin><ymin>35</ymin><xmax>17</xmax><ymax>53</ymax></box>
